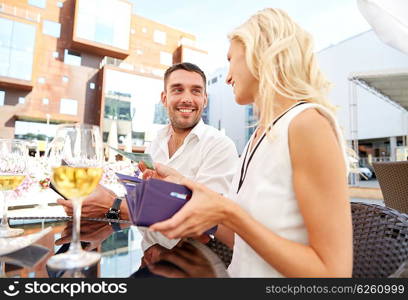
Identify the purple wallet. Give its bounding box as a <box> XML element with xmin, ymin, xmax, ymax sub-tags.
<box><xmin>116</xmin><ymin>173</ymin><xmax>217</xmax><ymax>235</ymax></box>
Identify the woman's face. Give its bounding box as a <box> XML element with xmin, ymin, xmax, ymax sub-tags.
<box><xmin>226</xmin><ymin>39</ymin><xmax>259</xmax><ymax>105</ymax></box>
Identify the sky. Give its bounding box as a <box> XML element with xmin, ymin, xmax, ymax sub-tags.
<box><xmin>129</xmin><ymin>0</ymin><xmax>371</xmax><ymax>74</ymax></box>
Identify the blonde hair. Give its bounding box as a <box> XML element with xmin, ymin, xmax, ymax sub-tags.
<box><xmin>228</xmin><ymin>8</ymin><xmax>335</xmax><ymax>134</ymax></box>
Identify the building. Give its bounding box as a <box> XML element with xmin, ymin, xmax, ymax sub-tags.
<box><xmin>317</xmin><ymin>30</ymin><xmax>408</xmax><ymax>165</ymax></box>
<box><xmin>207</xmin><ymin>30</ymin><xmax>408</xmax><ymax>160</ymax></box>
<box><xmin>0</xmin><ymin>0</ymin><xmax>207</xmax><ymax>151</ymax></box>
<box><xmin>206</xmin><ymin>67</ymin><xmax>252</xmax><ymax>154</ymax></box>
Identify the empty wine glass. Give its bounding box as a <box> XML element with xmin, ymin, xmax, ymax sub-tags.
<box><xmin>0</xmin><ymin>139</ymin><xmax>27</xmax><ymax>238</ymax></box>
<box><xmin>46</xmin><ymin>124</ymin><xmax>104</xmax><ymax>269</ymax></box>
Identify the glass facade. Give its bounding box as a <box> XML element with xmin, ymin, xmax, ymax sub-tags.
<box><xmin>103</xmin><ymin>69</ymin><xmax>163</xmax><ymax>144</ymax></box>
<box><xmin>153</xmin><ymin>30</ymin><xmax>166</xmax><ymax>45</ymax></box>
<box><xmin>64</xmin><ymin>49</ymin><xmax>81</xmax><ymax>66</ymax></box>
<box><xmin>153</xmin><ymin>102</ymin><xmax>168</xmax><ymax>124</ymax></box>
<box><xmin>0</xmin><ymin>90</ymin><xmax>4</xmax><ymax>106</ymax></box>
<box><xmin>104</xmin><ymin>91</ymin><xmax>132</xmax><ymax>121</ymax></box>
<box><xmin>14</xmin><ymin>120</ymin><xmax>57</xmax><ymax>141</ymax></box>
<box><xmin>0</xmin><ymin>18</ymin><xmax>36</xmax><ymax>81</ymax></box>
<box><xmin>160</xmin><ymin>51</ymin><xmax>172</xmax><ymax>66</ymax></box>
<box><xmin>60</xmin><ymin>98</ymin><xmax>78</xmax><ymax>115</ymax></box>
<box><xmin>28</xmin><ymin>0</ymin><xmax>46</xmax><ymax>8</ymax></box>
<box><xmin>245</xmin><ymin>105</ymin><xmax>256</xmax><ymax>143</ymax></box>
<box><xmin>43</xmin><ymin>20</ymin><xmax>61</xmax><ymax>38</ymax></box>
<box><xmin>75</xmin><ymin>0</ymin><xmax>131</xmax><ymax>50</ymax></box>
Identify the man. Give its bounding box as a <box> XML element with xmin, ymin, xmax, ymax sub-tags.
<box><xmin>58</xmin><ymin>63</ymin><xmax>238</xmax><ymax>223</ymax></box>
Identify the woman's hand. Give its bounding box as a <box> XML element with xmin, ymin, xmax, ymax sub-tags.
<box><xmin>149</xmin><ymin>178</ymin><xmax>230</xmax><ymax>239</ymax></box>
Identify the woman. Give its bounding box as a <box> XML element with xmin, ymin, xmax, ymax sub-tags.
<box><xmin>145</xmin><ymin>8</ymin><xmax>353</xmax><ymax>277</ymax></box>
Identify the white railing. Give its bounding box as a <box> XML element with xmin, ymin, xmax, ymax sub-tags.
<box><xmin>360</xmin><ymin>156</ymin><xmax>391</xmax><ymax>166</ymax></box>
<box><xmin>99</xmin><ymin>57</ymin><xmax>164</xmax><ymax>77</ymax></box>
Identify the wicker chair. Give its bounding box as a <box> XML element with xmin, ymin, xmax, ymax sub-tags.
<box><xmin>372</xmin><ymin>161</ymin><xmax>408</xmax><ymax>214</ymax></box>
<box><xmin>351</xmin><ymin>202</ymin><xmax>408</xmax><ymax>278</ymax></box>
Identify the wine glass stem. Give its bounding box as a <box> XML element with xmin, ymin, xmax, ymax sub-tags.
<box><xmin>69</xmin><ymin>198</ymin><xmax>82</xmax><ymax>254</ymax></box>
<box><xmin>0</xmin><ymin>191</ymin><xmax>10</xmax><ymax>229</ymax></box>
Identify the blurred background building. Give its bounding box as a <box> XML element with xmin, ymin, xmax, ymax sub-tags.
<box><xmin>0</xmin><ymin>0</ymin><xmax>207</xmax><ymax>154</ymax></box>
<box><xmin>207</xmin><ymin>30</ymin><xmax>408</xmax><ymax>168</ymax></box>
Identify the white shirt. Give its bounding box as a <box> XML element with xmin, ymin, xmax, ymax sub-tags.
<box><xmin>227</xmin><ymin>103</ymin><xmax>349</xmax><ymax>277</ymax></box>
<box><xmin>147</xmin><ymin>119</ymin><xmax>239</xmax><ymax>195</ymax></box>
<box><xmin>141</xmin><ymin>119</ymin><xmax>239</xmax><ymax>250</ymax></box>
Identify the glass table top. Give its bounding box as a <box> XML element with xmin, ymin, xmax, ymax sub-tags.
<box><xmin>0</xmin><ymin>217</ymin><xmax>229</xmax><ymax>278</ymax></box>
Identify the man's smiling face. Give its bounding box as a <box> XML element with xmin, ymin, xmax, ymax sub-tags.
<box><xmin>161</xmin><ymin>69</ymin><xmax>207</xmax><ymax>131</ymax></box>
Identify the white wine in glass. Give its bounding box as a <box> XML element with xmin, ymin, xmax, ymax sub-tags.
<box><xmin>0</xmin><ymin>139</ymin><xmax>27</xmax><ymax>238</ymax></box>
<box><xmin>47</xmin><ymin>124</ymin><xmax>103</xmax><ymax>270</ymax></box>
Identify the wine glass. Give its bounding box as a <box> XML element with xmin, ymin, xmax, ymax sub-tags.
<box><xmin>46</xmin><ymin>124</ymin><xmax>104</xmax><ymax>269</ymax></box>
<box><xmin>0</xmin><ymin>139</ymin><xmax>27</xmax><ymax>238</ymax></box>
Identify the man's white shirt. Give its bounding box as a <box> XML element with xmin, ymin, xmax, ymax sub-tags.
<box><xmin>146</xmin><ymin>119</ymin><xmax>239</xmax><ymax>195</ymax></box>
<box><xmin>140</xmin><ymin>120</ymin><xmax>239</xmax><ymax>250</ymax></box>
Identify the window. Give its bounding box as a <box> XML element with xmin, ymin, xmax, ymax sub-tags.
<box><xmin>142</xmin><ymin>27</ymin><xmax>147</xmax><ymax>33</ymax></box>
<box><xmin>131</xmin><ymin>29</ymin><xmax>135</xmax><ymax>34</ymax></box>
<box><xmin>64</xmin><ymin>49</ymin><xmax>81</xmax><ymax>66</ymax></box>
<box><xmin>42</xmin><ymin>98</ymin><xmax>49</xmax><ymax>105</ymax></box>
<box><xmin>28</xmin><ymin>0</ymin><xmax>46</xmax><ymax>8</ymax></box>
<box><xmin>160</xmin><ymin>51</ymin><xmax>172</xmax><ymax>66</ymax></box>
<box><xmin>0</xmin><ymin>91</ymin><xmax>4</xmax><ymax>106</ymax></box>
<box><xmin>104</xmin><ymin>97</ymin><xmax>131</xmax><ymax>121</ymax></box>
<box><xmin>38</xmin><ymin>77</ymin><xmax>45</xmax><ymax>84</ymax></box>
<box><xmin>62</xmin><ymin>75</ymin><xmax>69</xmax><ymax>83</ymax></box>
<box><xmin>136</xmin><ymin>49</ymin><xmax>143</xmax><ymax>55</ymax></box>
<box><xmin>18</xmin><ymin>97</ymin><xmax>25</xmax><ymax>104</ymax></box>
<box><xmin>75</xmin><ymin>0</ymin><xmax>131</xmax><ymax>50</ymax></box>
<box><xmin>153</xmin><ymin>30</ymin><xmax>166</xmax><ymax>45</ymax></box>
<box><xmin>0</xmin><ymin>18</ymin><xmax>35</xmax><ymax>80</ymax></box>
<box><xmin>43</xmin><ymin>20</ymin><xmax>61</xmax><ymax>38</ymax></box>
<box><xmin>152</xmin><ymin>69</ymin><xmax>164</xmax><ymax>77</ymax></box>
<box><xmin>211</xmin><ymin>77</ymin><xmax>218</xmax><ymax>84</ymax></box>
<box><xmin>57</xmin><ymin>1</ymin><xmax>63</xmax><ymax>8</ymax></box>
<box><xmin>60</xmin><ymin>98</ymin><xmax>78</xmax><ymax>115</ymax></box>
<box><xmin>89</xmin><ymin>82</ymin><xmax>95</xmax><ymax>89</ymax></box>
<box><xmin>179</xmin><ymin>37</ymin><xmax>195</xmax><ymax>47</ymax></box>
<box><xmin>52</xmin><ymin>51</ymin><xmax>59</xmax><ymax>58</ymax></box>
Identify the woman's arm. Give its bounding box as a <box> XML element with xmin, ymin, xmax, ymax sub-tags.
<box><xmin>214</xmin><ymin>224</ymin><xmax>234</xmax><ymax>249</ymax></box>
<box><xmin>223</xmin><ymin>108</ymin><xmax>352</xmax><ymax>277</ymax></box>
<box><xmin>151</xmin><ymin>109</ymin><xmax>352</xmax><ymax>277</ymax></box>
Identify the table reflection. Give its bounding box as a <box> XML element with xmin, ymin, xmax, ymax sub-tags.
<box><xmin>0</xmin><ymin>218</ymin><xmax>229</xmax><ymax>278</ymax></box>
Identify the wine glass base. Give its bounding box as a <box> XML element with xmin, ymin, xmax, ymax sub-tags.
<box><xmin>47</xmin><ymin>250</ymin><xmax>101</xmax><ymax>270</ymax></box>
<box><xmin>0</xmin><ymin>227</ymin><xmax>24</xmax><ymax>238</ymax></box>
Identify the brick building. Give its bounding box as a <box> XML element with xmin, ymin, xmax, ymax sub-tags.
<box><xmin>0</xmin><ymin>0</ymin><xmax>207</xmax><ymax>151</ymax></box>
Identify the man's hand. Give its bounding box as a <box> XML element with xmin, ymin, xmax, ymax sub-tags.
<box><xmin>55</xmin><ymin>220</ymin><xmax>125</xmax><ymax>251</ymax></box>
<box><xmin>57</xmin><ymin>184</ymin><xmax>129</xmax><ymax>220</ymax></box>
<box><xmin>147</xmin><ymin>241</ymin><xmax>215</xmax><ymax>278</ymax></box>
<box><xmin>139</xmin><ymin>162</ymin><xmax>184</xmax><ymax>184</ymax></box>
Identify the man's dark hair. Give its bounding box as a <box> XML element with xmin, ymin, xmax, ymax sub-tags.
<box><xmin>163</xmin><ymin>62</ymin><xmax>207</xmax><ymax>91</ymax></box>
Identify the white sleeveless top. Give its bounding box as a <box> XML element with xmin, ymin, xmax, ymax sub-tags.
<box><xmin>227</xmin><ymin>102</ymin><xmax>348</xmax><ymax>277</ymax></box>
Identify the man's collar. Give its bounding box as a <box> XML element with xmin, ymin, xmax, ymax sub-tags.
<box><xmin>160</xmin><ymin>119</ymin><xmax>205</xmax><ymax>141</ymax></box>
<box><xmin>188</xmin><ymin>119</ymin><xmax>205</xmax><ymax>141</ymax></box>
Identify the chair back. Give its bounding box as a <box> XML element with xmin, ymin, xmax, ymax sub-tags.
<box><xmin>373</xmin><ymin>161</ymin><xmax>408</xmax><ymax>214</ymax></box>
<box><xmin>352</xmin><ymin>202</ymin><xmax>408</xmax><ymax>277</ymax></box>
